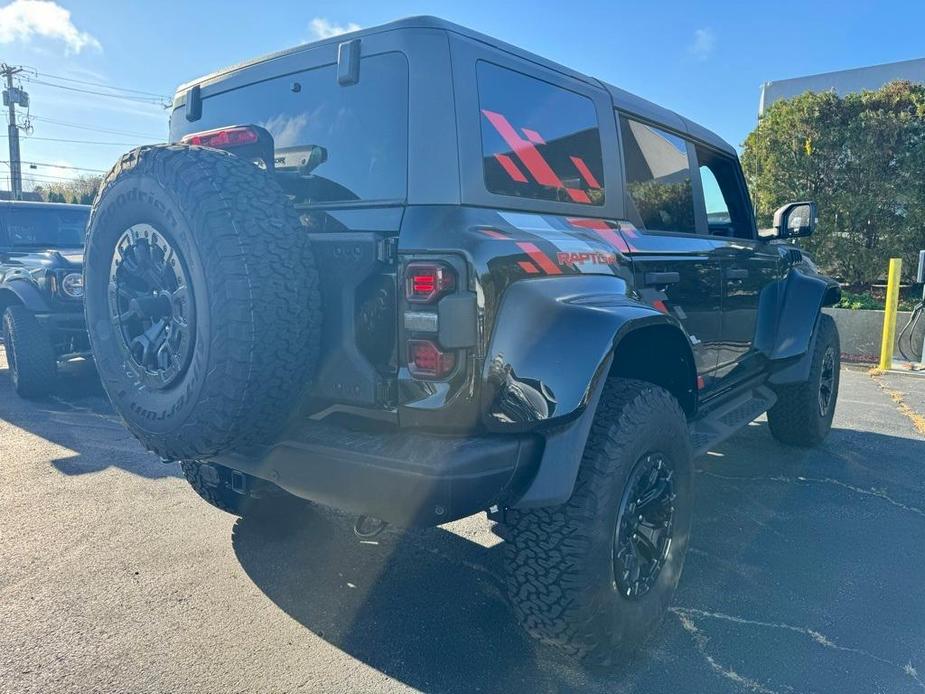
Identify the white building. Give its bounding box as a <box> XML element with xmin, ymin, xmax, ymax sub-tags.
<box><xmin>759</xmin><ymin>57</ymin><xmax>925</xmax><ymax>116</ymax></box>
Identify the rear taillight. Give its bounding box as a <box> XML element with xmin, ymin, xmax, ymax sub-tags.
<box><xmin>408</xmin><ymin>339</ymin><xmax>456</xmax><ymax>379</ymax></box>
<box><xmin>181</xmin><ymin>126</ymin><xmax>259</xmax><ymax>148</ymax></box>
<box><xmin>405</xmin><ymin>262</ymin><xmax>455</xmax><ymax>304</ymax></box>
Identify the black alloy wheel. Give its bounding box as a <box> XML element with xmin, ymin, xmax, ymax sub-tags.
<box><xmin>108</xmin><ymin>224</ymin><xmax>195</xmax><ymax>390</ymax></box>
<box><xmin>818</xmin><ymin>346</ymin><xmax>836</xmax><ymax>417</ymax></box>
<box><xmin>613</xmin><ymin>452</ymin><xmax>676</xmax><ymax>600</ymax></box>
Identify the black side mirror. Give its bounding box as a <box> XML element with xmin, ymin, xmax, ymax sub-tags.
<box><xmin>764</xmin><ymin>201</ymin><xmax>816</xmax><ymax>239</ymax></box>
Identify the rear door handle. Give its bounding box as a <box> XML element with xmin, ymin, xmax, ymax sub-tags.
<box><xmin>644</xmin><ymin>271</ymin><xmax>680</xmax><ymax>286</ymax></box>
<box><xmin>726</xmin><ymin>268</ymin><xmax>749</xmax><ymax>280</ymax></box>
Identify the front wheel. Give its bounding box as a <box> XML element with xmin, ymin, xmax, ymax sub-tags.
<box><xmin>3</xmin><ymin>305</ymin><xmax>57</xmax><ymax>398</ymax></box>
<box><xmin>503</xmin><ymin>378</ymin><xmax>694</xmax><ymax>664</ymax></box>
<box><xmin>767</xmin><ymin>314</ymin><xmax>840</xmax><ymax>447</ymax></box>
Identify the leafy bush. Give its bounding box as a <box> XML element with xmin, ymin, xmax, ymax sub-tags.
<box><xmin>742</xmin><ymin>81</ymin><xmax>925</xmax><ymax>285</ymax></box>
<box><xmin>834</xmin><ymin>289</ymin><xmax>919</xmax><ymax>312</ymax></box>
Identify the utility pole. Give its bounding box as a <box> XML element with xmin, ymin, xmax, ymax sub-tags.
<box><xmin>1</xmin><ymin>64</ymin><xmax>28</xmax><ymax>200</ymax></box>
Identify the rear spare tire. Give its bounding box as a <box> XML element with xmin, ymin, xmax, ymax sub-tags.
<box><xmin>84</xmin><ymin>145</ymin><xmax>321</xmax><ymax>460</ymax></box>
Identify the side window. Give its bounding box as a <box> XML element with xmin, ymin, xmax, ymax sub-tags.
<box><xmin>477</xmin><ymin>61</ymin><xmax>604</xmax><ymax>206</ymax></box>
<box><xmin>619</xmin><ymin>116</ymin><xmax>695</xmax><ymax>234</ymax></box>
<box><xmin>696</xmin><ymin>146</ymin><xmax>754</xmax><ymax>239</ymax></box>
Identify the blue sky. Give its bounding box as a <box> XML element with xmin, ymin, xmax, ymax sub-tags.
<box><xmin>2</xmin><ymin>0</ymin><xmax>924</xmax><ymax>190</ymax></box>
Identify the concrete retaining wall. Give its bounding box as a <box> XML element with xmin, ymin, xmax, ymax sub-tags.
<box><xmin>823</xmin><ymin>307</ymin><xmax>924</xmax><ymax>363</ymax></box>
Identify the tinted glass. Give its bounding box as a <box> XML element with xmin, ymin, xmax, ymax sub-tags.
<box><xmin>696</xmin><ymin>145</ymin><xmax>754</xmax><ymax>239</ymax></box>
<box><xmin>2</xmin><ymin>206</ymin><xmax>88</xmax><ymax>247</ymax></box>
<box><xmin>620</xmin><ymin>117</ymin><xmax>695</xmax><ymax>234</ymax></box>
<box><xmin>184</xmin><ymin>52</ymin><xmax>408</xmax><ymax>205</ymax></box>
<box><xmin>477</xmin><ymin>61</ymin><xmax>604</xmax><ymax>206</ymax></box>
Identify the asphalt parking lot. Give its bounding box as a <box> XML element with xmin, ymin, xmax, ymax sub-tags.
<box><xmin>2</xmin><ymin>350</ymin><xmax>924</xmax><ymax>694</ymax></box>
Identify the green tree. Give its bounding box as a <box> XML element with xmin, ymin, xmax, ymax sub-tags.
<box><xmin>32</xmin><ymin>175</ymin><xmax>103</xmax><ymax>207</ymax></box>
<box><xmin>741</xmin><ymin>81</ymin><xmax>925</xmax><ymax>285</ymax></box>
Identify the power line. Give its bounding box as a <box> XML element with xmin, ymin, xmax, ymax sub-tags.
<box><xmin>28</xmin><ymin>115</ymin><xmax>162</xmax><ymax>139</ymax></box>
<box><xmin>25</xmin><ymin>78</ymin><xmax>170</xmax><ymax>107</ymax></box>
<box><xmin>1</xmin><ymin>159</ymin><xmax>107</xmax><ymax>173</ymax></box>
<box><xmin>29</xmin><ymin>70</ymin><xmax>171</xmax><ymax>100</ymax></box>
<box><xmin>0</xmin><ymin>134</ymin><xmax>143</xmax><ymax>147</ymax></box>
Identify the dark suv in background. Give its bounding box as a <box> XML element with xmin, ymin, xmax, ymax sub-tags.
<box><xmin>0</xmin><ymin>201</ymin><xmax>90</xmax><ymax>397</ymax></box>
<box><xmin>83</xmin><ymin>17</ymin><xmax>840</xmax><ymax>663</ymax></box>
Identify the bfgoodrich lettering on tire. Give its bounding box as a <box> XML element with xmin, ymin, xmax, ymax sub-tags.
<box><xmin>84</xmin><ymin>145</ymin><xmax>321</xmax><ymax>460</ymax></box>
<box><xmin>503</xmin><ymin>378</ymin><xmax>694</xmax><ymax>664</ymax></box>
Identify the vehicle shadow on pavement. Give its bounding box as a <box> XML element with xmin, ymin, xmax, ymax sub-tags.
<box><xmin>230</xmin><ymin>503</ymin><xmax>638</xmax><ymax>693</ymax></box>
<box><xmin>231</xmin><ymin>417</ymin><xmax>925</xmax><ymax>693</ymax></box>
<box><xmin>0</xmin><ymin>354</ymin><xmax>178</xmax><ymax>480</ymax></box>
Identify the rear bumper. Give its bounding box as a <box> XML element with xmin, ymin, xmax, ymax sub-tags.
<box><xmin>212</xmin><ymin>419</ymin><xmax>541</xmax><ymax>526</ymax></box>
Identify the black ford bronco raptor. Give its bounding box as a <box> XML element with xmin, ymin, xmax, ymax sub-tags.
<box><xmin>0</xmin><ymin>201</ymin><xmax>90</xmax><ymax>397</ymax></box>
<box><xmin>84</xmin><ymin>17</ymin><xmax>841</xmax><ymax>662</ymax></box>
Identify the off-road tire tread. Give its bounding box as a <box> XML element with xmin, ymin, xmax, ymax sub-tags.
<box><xmin>503</xmin><ymin>378</ymin><xmax>689</xmax><ymax>663</ymax></box>
<box><xmin>3</xmin><ymin>305</ymin><xmax>57</xmax><ymax>398</ymax></box>
<box><xmin>87</xmin><ymin>145</ymin><xmax>321</xmax><ymax>460</ymax></box>
<box><xmin>767</xmin><ymin>314</ymin><xmax>840</xmax><ymax>447</ymax></box>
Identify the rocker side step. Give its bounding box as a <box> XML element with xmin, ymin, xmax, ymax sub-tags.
<box><xmin>689</xmin><ymin>385</ymin><xmax>777</xmax><ymax>457</ymax></box>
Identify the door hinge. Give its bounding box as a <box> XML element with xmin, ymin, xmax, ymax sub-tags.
<box><xmin>377</xmin><ymin>236</ymin><xmax>399</xmax><ymax>265</ymax></box>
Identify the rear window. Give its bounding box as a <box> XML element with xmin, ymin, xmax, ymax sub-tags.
<box><xmin>477</xmin><ymin>61</ymin><xmax>604</xmax><ymax>206</ymax></box>
<box><xmin>181</xmin><ymin>52</ymin><xmax>408</xmax><ymax>206</ymax></box>
<box><xmin>0</xmin><ymin>206</ymin><xmax>88</xmax><ymax>247</ymax></box>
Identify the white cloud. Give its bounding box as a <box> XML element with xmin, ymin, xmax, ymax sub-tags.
<box><xmin>689</xmin><ymin>28</ymin><xmax>715</xmax><ymax>61</ymax></box>
<box><xmin>308</xmin><ymin>17</ymin><xmax>361</xmax><ymax>40</ymax></box>
<box><xmin>0</xmin><ymin>0</ymin><xmax>101</xmax><ymax>53</ymax></box>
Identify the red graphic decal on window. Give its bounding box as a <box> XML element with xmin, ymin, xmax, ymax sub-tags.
<box><xmin>518</xmin><ymin>260</ymin><xmax>540</xmax><ymax>274</ymax></box>
<box><xmin>481</xmin><ymin>110</ymin><xmax>564</xmax><ymax>190</ymax></box>
<box><xmin>569</xmin><ymin>156</ymin><xmax>601</xmax><ymax>189</ymax></box>
<box><xmin>516</xmin><ymin>242</ymin><xmax>562</xmax><ymax>275</ymax></box>
<box><xmin>493</xmin><ymin>153</ymin><xmax>528</xmax><ymax>183</ymax></box>
<box><xmin>521</xmin><ymin>128</ymin><xmax>546</xmax><ymax>145</ymax></box>
<box><xmin>566</xmin><ymin>188</ymin><xmax>592</xmax><ymax>203</ymax></box>
<box><xmin>566</xmin><ymin>217</ymin><xmax>630</xmax><ymax>253</ymax></box>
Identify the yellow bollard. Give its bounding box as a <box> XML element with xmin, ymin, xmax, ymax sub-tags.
<box><xmin>879</xmin><ymin>258</ymin><xmax>903</xmax><ymax>370</ymax></box>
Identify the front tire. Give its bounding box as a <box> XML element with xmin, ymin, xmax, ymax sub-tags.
<box><xmin>767</xmin><ymin>314</ymin><xmax>840</xmax><ymax>447</ymax></box>
<box><xmin>503</xmin><ymin>378</ymin><xmax>694</xmax><ymax>664</ymax></box>
<box><xmin>3</xmin><ymin>305</ymin><xmax>57</xmax><ymax>398</ymax></box>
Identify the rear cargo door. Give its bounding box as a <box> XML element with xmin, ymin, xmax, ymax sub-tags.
<box><xmin>169</xmin><ymin>50</ymin><xmax>410</xmax><ymax>412</ymax></box>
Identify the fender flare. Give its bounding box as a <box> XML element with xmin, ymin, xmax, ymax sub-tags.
<box><xmin>767</xmin><ymin>267</ymin><xmax>840</xmax><ymax>385</ymax></box>
<box><xmin>0</xmin><ymin>280</ymin><xmax>52</xmax><ymax>313</ymax></box>
<box><xmin>481</xmin><ymin>275</ymin><xmax>697</xmax><ymax>508</ymax></box>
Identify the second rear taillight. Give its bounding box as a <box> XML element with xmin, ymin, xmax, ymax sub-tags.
<box><xmin>408</xmin><ymin>339</ymin><xmax>456</xmax><ymax>379</ymax></box>
<box><xmin>405</xmin><ymin>262</ymin><xmax>455</xmax><ymax>304</ymax></box>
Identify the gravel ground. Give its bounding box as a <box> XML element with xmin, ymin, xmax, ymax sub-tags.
<box><xmin>1</xmin><ymin>351</ymin><xmax>924</xmax><ymax>693</ymax></box>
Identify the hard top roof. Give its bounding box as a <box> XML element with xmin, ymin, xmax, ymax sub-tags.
<box><xmin>175</xmin><ymin>15</ymin><xmax>736</xmax><ymax>157</ymax></box>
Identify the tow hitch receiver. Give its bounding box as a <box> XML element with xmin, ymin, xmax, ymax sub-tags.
<box><xmin>230</xmin><ymin>469</ymin><xmax>247</xmax><ymax>495</ymax></box>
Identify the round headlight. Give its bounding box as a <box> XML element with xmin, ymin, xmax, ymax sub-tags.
<box><xmin>62</xmin><ymin>272</ymin><xmax>84</xmax><ymax>299</ymax></box>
